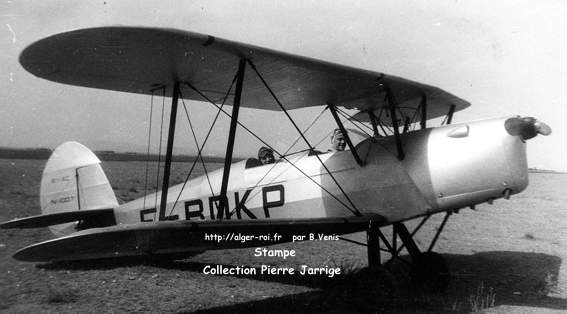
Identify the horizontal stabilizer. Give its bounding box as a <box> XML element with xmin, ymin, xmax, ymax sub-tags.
<box><xmin>1</xmin><ymin>208</ymin><xmax>115</xmax><ymax>229</ymax></box>
<box><xmin>14</xmin><ymin>215</ymin><xmax>385</xmax><ymax>262</ymax></box>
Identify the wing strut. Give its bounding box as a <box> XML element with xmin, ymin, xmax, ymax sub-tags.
<box><xmin>328</xmin><ymin>105</ymin><xmax>364</xmax><ymax>166</ymax></box>
<box><xmin>384</xmin><ymin>84</ymin><xmax>405</xmax><ymax>160</ymax></box>
<box><xmin>158</xmin><ymin>81</ymin><xmax>180</xmax><ymax>221</ymax></box>
<box><xmin>446</xmin><ymin>104</ymin><xmax>455</xmax><ymax>125</ymax></box>
<box><xmin>169</xmin><ymin>76</ymin><xmax>238</xmax><ymax>217</ymax></box>
<box><xmin>217</xmin><ymin>58</ymin><xmax>247</xmax><ymax>220</ymax></box>
<box><xmin>441</xmin><ymin>104</ymin><xmax>456</xmax><ymax>125</ymax></box>
<box><xmin>183</xmin><ymin>81</ymin><xmax>362</xmax><ymax>216</ymax></box>
<box><xmin>368</xmin><ymin>111</ymin><xmax>380</xmax><ymax>137</ymax></box>
<box><xmin>420</xmin><ymin>94</ymin><xmax>427</xmax><ymax>130</ymax></box>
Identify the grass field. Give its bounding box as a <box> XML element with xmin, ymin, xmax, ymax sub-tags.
<box><xmin>1</xmin><ymin>159</ymin><xmax>567</xmax><ymax>313</ymax></box>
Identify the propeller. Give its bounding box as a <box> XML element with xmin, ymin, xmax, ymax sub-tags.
<box><xmin>504</xmin><ymin>117</ymin><xmax>552</xmax><ymax>140</ymax></box>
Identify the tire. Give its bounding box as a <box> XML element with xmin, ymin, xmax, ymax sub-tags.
<box><xmin>345</xmin><ymin>266</ymin><xmax>399</xmax><ymax>310</ymax></box>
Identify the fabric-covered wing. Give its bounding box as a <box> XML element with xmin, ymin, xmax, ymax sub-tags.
<box><xmin>20</xmin><ymin>26</ymin><xmax>469</xmax><ymax>120</ymax></box>
<box><xmin>0</xmin><ymin>208</ymin><xmax>115</xmax><ymax>229</ymax></box>
<box><xmin>14</xmin><ymin>215</ymin><xmax>386</xmax><ymax>262</ymax></box>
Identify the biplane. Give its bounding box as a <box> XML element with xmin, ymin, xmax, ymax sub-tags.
<box><xmin>2</xmin><ymin>27</ymin><xmax>551</xmax><ymax>291</ymax></box>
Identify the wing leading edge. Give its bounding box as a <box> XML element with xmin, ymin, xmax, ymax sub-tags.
<box><xmin>20</xmin><ymin>27</ymin><xmax>470</xmax><ymax>121</ymax></box>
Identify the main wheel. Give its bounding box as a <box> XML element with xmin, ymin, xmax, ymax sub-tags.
<box><xmin>411</xmin><ymin>252</ymin><xmax>449</xmax><ymax>293</ymax></box>
<box><xmin>344</xmin><ymin>266</ymin><xmax>399</xmax><ymax>310</ymax></box>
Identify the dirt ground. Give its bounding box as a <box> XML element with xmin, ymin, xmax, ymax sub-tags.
<box><xmin>1</xmin><ymin>159</ymin><xmax>567</xmax><ymax>313</ymax></box>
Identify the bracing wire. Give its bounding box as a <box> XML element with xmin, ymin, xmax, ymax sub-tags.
<box><xmin>166</xmin><ymin>73</ymin><xmax>239</xmax><ymax>216</ymax></box>
<box><xmin>184</xmin><ymin>80</ymin><xmax>361</xmax><ymax>217</ymax></box>
<box><xmin>180</xmin><ymin>93</ymin><xmax>215</xmax><ymax>197</ymax></box>
<box><xmin>246</xmin><ymin>59</ymin><xmax>362</xmax><ymax>216</ymax></box>
<box><xmin>335</xmin><ymin>107</ymin><xmax>373</xmax><ymax>134</ymax></box>
<box><xmin>335</xmin><ymin>107</ymin><xmax>372</xmax><ymax>137</ymax></box>
<box><xmin>168</xmin><ymin>89</ymin><xmax>226</xmax><ymax>217</ymax></box>
<box><xmin>229</xmin><ymin>105</ymin><xmax>329</xmax><ymax>215</ymax></box>
<box><xmin>281</xmin><ymin>106</ymin><xmax>329</xmax><ymax>158</ymax></box>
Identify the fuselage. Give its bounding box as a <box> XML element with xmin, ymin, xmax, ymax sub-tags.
<box><xmin>115</xmin><ymin>116</ymin><xmax>528</xmax><ymax>225</ymax></box>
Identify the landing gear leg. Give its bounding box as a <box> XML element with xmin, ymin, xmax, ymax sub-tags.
<box><xmin>365</xmin><ymin>212</ymin><xmax>453</xmax><ymax>293</ymax></box>
<box><xmin>358</xmin><ymin>222</ymin><xmax>398</xmax><ymax>305</ymax></box>
<box><xmin>367</xmin><ymin>222</ymin><xmax>381</xmax><ymax>268</ymax></box>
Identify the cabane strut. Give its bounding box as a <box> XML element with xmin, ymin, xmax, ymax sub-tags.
<box><xmin>383</xmin><ymin>83</ymin><xmax>405</xmax><ymax>160</ymax></box>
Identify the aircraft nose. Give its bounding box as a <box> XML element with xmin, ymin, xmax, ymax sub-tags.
<box><xmin>504</xmin><ymin>116</ymin><xmax>552</xmax><ymax>140</ymax></box>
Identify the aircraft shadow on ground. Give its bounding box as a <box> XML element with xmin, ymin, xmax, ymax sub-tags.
<box><xmin>39</xmin><ymin>251</ymin><xmax>567</xmax><ymax>313</ymax></box>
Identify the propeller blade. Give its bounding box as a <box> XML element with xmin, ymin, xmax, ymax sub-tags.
<box><xmin>505</xmin><ymin>117</ymin><xmax>552</xmax><ymax>140</ymax></box>
<box><xmin>534</xmin><ymin>120</ymin><xmax>552</xmax><ymax>136</ymax></box>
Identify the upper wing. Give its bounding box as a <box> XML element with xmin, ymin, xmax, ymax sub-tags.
<box><xmin>13</xmin><ymin>215</ymin><xmax>385</xmax><ymax>262</ymax></box>
<box><xmin>20</xmin><ymin>26</ymin><xmax>469</xmax><ymax>120</ymax></box>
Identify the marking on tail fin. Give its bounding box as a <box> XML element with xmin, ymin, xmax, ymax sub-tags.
<box><xmin>51</xmin><ymin>176</ymin><xmax>72</xmax><ymax>183</ymax></box>
<box><xmin>50</xmin><ymin>196</ymin><xmax>75</xmax><ymax>205</ymax></box>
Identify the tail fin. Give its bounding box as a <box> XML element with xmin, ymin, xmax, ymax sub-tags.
<box><xmin>40</xmin><ymin>142</ymin><xmax>118</xmax><ymax>236</ymax></box>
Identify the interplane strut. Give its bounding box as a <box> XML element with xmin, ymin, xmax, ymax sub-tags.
<box><xmin>218</xmin><ymin>58</ymin><xmax>247</xmax><ymax>220</ymax></box>
<box><xmin>159</xmin><ymin>82</ymin><xmax>180</xmax><ymax>221</ymax></box>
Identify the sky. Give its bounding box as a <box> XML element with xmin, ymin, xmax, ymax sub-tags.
<box><xmin>1</xmin><ymin>0</ymin><xmax>566</xmax><ymax>170</ymax></box>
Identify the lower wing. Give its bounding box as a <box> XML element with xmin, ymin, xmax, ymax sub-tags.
<box><xmin>14</xmin><ymin>215</ymin><xmax>386</xmax><ymax>262</ymax></box>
